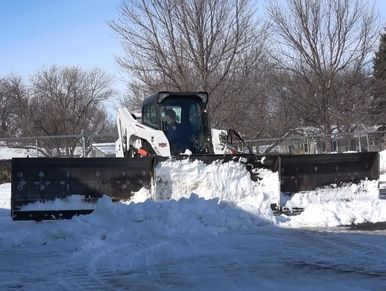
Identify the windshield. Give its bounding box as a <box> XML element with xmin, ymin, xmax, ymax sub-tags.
<box><xmin>160</xmin><ymin>97</ymin><xmax>206</xmax><ymax>155</ymax></box>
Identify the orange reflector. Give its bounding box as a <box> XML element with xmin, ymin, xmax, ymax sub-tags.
<box><xmin>137</xmin><ymin>148</ymin><xmax>149</xmax><ymax>156</ymax></box>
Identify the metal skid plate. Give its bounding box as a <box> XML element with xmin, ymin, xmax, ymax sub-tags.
<box><xmin>11</xmin><ymin>157</ymin><xmax>155</xmax><ymax>220</ymax></box>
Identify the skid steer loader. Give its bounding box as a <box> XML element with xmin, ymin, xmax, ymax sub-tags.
<box><xmin>11</xmin><ymin>92</ymin><xmax>380</xmax><ymax>220</ymax></box>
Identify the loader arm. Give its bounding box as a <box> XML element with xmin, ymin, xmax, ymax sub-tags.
<box><xmin>116</xmin><ymin>107</ymin><xmax>171</xmax><ymax>157</ymax></box>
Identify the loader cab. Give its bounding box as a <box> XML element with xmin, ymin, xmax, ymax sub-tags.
<box><xmin>142</xmin><ymin>92</ymin><xmax>214</xmax><ymax>155</ymax></box>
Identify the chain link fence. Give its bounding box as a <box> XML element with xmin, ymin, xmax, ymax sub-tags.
<box><xmin>239</xmin><ymin>131</ymin><xmax>386</xmax><ymax>155</ymax></box>
<box><xmin>0</xmin><ymin>133</ymin><xmax>117</xmax><ymax>183</ymax></box>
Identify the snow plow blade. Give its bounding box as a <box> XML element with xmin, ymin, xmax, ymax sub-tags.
<box><xmin>275</xmin><ymin>152</ymin><xmax>380</xmax><ymax>215</ymax></box>
<box><xmin>10</xmin><ymin>152</ymin><xmax>379</xmax><ymax>220</ymax></box>
<box><xmin>279</xmin><ymin>152</ymin><xmax>379</xmax><ymax>192</ymax></box>
<box><xmin>11</xmin><ymin>157</ymin><xmax>155</xmax><ymax>221</ymax></box>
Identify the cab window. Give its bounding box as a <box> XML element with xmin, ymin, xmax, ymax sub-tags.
<box><xmin>161</xmin><ymin>106</ymin><xmax>181</xmax><ymax>124</ymax></box>
<box><xmin>142</xmin><ymin>104</ymin><xmax>159</xmax><ymax>129</ymax></box>
<box><xmin>188</xmin><ymin>103</ymin><xmax>203</xmax><ymax>132</ymax></box>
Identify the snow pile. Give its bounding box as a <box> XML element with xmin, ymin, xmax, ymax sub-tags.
<box><xmin>155</xmin><ymin>159</ymin><xmax>278</xmax><ymax>220</ymax></box>
<box><xmin>153</xmin><ymin>158</ymin><xmax>386</xmax><ymax>228</ymax></box>
<box><xmin>0</xmin><ymin>160</ymin><xmax>279</xmax><ymax>247</ymax></box>
<box><xmin>91</xmin><ymin>194</ymin><xmax>270</xmax><ymax>237</ymax></box>
<box><xmin>284</xmin><ymin>181</ymin><xmax>379</xmax><ymax>209</ymax></box>
<box><xmin>280</xmin><ymin>180</ymin><xmax>386</xmax><ymax>227</ymax></box>
<box><xmin>0</xmin><ymin>191</ymin><xmax>271</xmax><ymax>248</ymax></box>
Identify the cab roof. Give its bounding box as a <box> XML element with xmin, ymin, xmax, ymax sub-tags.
<box><xmin>142</xmin><ymin>92</ymin><xmax>208</xmax><ymax>107</ymax></box>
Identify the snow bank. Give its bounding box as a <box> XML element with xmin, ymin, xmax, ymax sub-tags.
<box><xmin>0</xmin><ymin>191</ymin><xmax>271</xmax><ymax>248</ymax></box>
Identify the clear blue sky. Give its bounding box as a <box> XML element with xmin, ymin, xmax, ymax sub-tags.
<box><xmin>0</xmin><ymin>0</ymin><xmax>123</xmax><ymax>89</ymax></box>
<box><xmin>1</xmin><ymin>0</ymin><xmax>386</xmax><ymax>94</ymax></box>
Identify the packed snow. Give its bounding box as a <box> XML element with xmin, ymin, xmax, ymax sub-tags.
<box><xmin>0</xmin><ymin>150</ymin><xmax>386</xmax><ymax>289</ymax></box>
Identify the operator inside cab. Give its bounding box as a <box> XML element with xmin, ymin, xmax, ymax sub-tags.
<box><xmin>160</xmin><ymin>97</ymin><xmax>208</xmax><ymax>155</ymax></box>
<box><xmin>163</xmin><ymin>108</ymin><xmax>182</xmax><ymax>151</ymax></box>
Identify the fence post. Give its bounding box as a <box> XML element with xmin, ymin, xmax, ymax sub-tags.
<box><xmin>81</xmin><ymin>130</ymin><xmax>86</xmax><ymax>157</ymax></box>
<box><xmin>35</xmin><ymin>139</ymin><xmax>39</xmax><ymax>157</ymax></box>
<box><xmin>336</xmin><ymin>138</ymin><xmax>339</xmax><ymax>153</ymax></box>
<box><xmin>366</xmin><ymin>133</ymin><xmax>370</xmax><ymax>151</ymax></box>
<box><xmin>306</xmin><ymin>135</ymin><xmax>309</xmax><ymax>154</ymax></box>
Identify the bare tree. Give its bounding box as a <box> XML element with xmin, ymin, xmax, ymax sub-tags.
<box><xmin>0</xmin><ymin>75</ymin><xmax>29</xmax><ymax>138</ymax></box>
<box><xmin>225</xmin><ymin>58</ymin><xmax>282</xmax><ymax>138</ymax></box>
<box><xmin>373</xmin><ymin>25</ymin><xmax>386</xmax><ymax>126</ymax></box>
<box><xmin>27</xmin><ymin>66</ymin><xmax>115</xmax><ymax>156</ymax></box>
<box><xmin>268</xmin><ymin>0</ymin><xmax>380</xmax><ymax>148</ymax></box>
<box><xmin>110</xmin><ymin>0</ymin><xmax>269</xmax><ymax>131</ymax></box>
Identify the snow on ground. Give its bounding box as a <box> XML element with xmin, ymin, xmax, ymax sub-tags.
<box><xmin>0</xmin><ymin>183</ymin><xmax>10</xmax><ymax>209</ymax></box>
<box><xmin>1</xmin><ymin>152</ymin><xmax>386</xmax><ymax>289</ymax></box>
<box><xmin>0</xmin><ymin>145</ymin><xmax>37</xmax><ymax>159</ymax></box>
<box><xmin>282</xmin><ymin>180</ymin><xmax>386</xmax><ymax>227</ymax></box>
